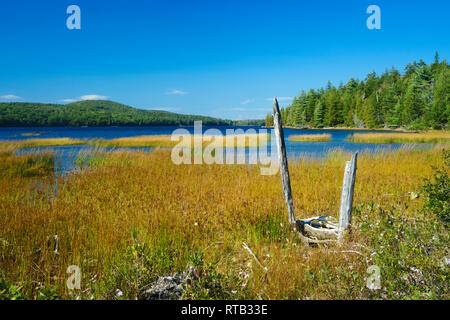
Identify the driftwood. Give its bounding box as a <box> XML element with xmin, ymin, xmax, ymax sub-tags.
<box><xmin>338</xmin><ymin>153</ymin><xmax>358</xmax><ymax>233</ymax></box>
<box><xmin>242</xmin><ymin>242</ymin><xmax>268</xmax><ymax>272</ymax></box>
<box><xmin>272</xmin><ymin>97</ymin><xmax>296</xmax><ymax>225</ymax></box>
<box><xmin>272</xmin><ymin>97</ymin><xmax>358</xmax><ymax>243</ymax></box>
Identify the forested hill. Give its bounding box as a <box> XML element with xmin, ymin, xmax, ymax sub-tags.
<box><xmin>0</xmin><ymin>100</ymin><xmax>233</xmax><ymax>127</ymax></box>
<box><xmin>266</xmin><ymin>54</ymin><xmax>449</xmax><ymax>130</ymax></box>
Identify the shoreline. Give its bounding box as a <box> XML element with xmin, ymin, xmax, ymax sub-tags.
<box><xmin>261</xmin><ymin>126</ymin><xmax>418</xmax><ymax>132</ymax></box>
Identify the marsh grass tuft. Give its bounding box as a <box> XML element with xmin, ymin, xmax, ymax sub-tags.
<box><xmin>90</xmin><ymin>135</ymin><xmax>177</xmax><ymax>148</ymax></box>
<box><xmin>0</xmin><ymin>147</ymin><xmax>54</xmax><ymax>178</ymax></box>
<box><xmin>289</xmin><ymin>134</ymin><xmax>331</xmax><ymax>142</ymax></box>
<box><xmin>348</xmin><ymin>131</ymin><xmax>450</xmax><ymax>144</ymax></box>
<box><xmin>0</xmin><ymin>138</ymin><xmax>85</xmax><ymax>149</ymax></box>
<box><xmin>90</xmin><ymin>133</ymin><xmax>270</xmax><ymax>148</ymax></box>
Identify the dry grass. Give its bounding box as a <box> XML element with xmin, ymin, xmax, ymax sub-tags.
<box><xmin>90</xmin><ymin>133</ymin><xmax>270</xmax><ymax>148</ymax></box>
<box><xmin>0</xmin><ymin>145</ymin><xmax>448</xmax><ymax>299</ymax></box>
<box><xmin>289</xmin><ymin>134</ymin><xmax>331</xmax><ymax>142</ymax></box>
<box><xmin>0</xmin><ymin>138</ymin><xmax>85</xmax><ymax>148</ymax></box>
<box><xmin>349</xmin><ymin>131</ymin><xmax>450</xmax><ymax>144</ymax></box>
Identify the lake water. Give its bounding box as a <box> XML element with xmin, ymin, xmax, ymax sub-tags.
<box><xmin>1</xmin><ymin>126</ymin><xmax>422</xmax><ymax>174</ymax></box>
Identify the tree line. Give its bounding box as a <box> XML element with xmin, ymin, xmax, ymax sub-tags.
<box><xmin>0</xmin><ymin>100</ymin><xmax>234</xmax><ymax>127</ymax></box>
<box><xmin>265</xmin><ymin>53</ymin><xmax>449</xmax><ymax>130</ymax></box>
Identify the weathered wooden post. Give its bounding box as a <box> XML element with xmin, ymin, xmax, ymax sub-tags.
<box><xmin>338</xmin><ymin>152</ymin><xmax>358</xmax><ymax>232</ymax></box>
<box><xmin>272</xmin><ymin>97</ymin><xmax>296</xmax><ymax>226</ymax></box>
<box><xmin>272</xmin><ymin>97</ymin><xmax>357</xmax><ymax>242</ymax></box>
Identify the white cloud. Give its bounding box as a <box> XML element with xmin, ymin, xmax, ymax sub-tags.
<box><xmin>240</xmin><ymin>98</ymin><xmax>254</xmax><ymax>105</ymax></box>
<box><xmin>165</xmin><ymin>89</ymin><xmax>188</xmax><ymax>95</ymax></box>
<box><xmin>80</xmin><ymin>94</ymin><xmax>108</xmax><ymax>101</ymax></box>
<box><xmin>265</xmin><ymin>97</ymin><xmax>292</xmax><ymax>102</ymax></box>
<box><xmin>1</xmin><ymin>94</ymin><xmax>21</xmax><ymax>100</ymax></box>
<box><xmin>59</xmin><ymin>99</ymin><xmax>77</xmax><ymax>103</ymax></box>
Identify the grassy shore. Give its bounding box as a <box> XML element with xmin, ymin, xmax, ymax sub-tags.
<box><xmin>0</xmin><ymin>145</ymin><xmax>448</xmax><ymax>300</ymax></box>
<box><xmin>288</xmin><ymin>134</ymin><xmax>331</xmax><ymax>142</ymax></box>
<box><xmin>348</xmin><ymin>131</ymin><xmax>450</xmax><ymax>144</ymax></box>
<box><xmin>0</xmin><ymin>138</ymin><xmax>85</xmax><ymax>149</ymax></box>
<box><xmin>0</xmin><ymin>134</ymin><xmax>270</xmax><ymax>150</ymax></box>
<box><xmin>263</xmin><ymin>126</ymin><xmax>416</xmax><ymax>132</ymax></box>
<box><xmin>90</xmin><ymin>133</ymin><xmax>270</xmax><ymax>148</ymax></box>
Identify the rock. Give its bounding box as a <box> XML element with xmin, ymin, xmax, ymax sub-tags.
<box><xmin>139</xmin><ymin>267</ymin><xmax>199</xmax><ymax>300</ymax></box>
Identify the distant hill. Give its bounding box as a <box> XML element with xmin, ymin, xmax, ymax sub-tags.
<box><xmin>0</xmin><ymin>100</ymin><xmax>235</xmax><ymax>127</ymax></box>
<box><xmin>233</xmin><ymin>119</ymin><xmax>265</xmax><ymax>126</ymax></box>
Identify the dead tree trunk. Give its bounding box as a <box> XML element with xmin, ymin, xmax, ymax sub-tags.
<box><xmin>272</xmin><ymin>97</ymin><xmax>357</xmax><ymax>242</ymax></box>
<box><xmin>272</xmin><ymin>97</ymin><xmax>296</xmax><ymax>225</ymax></box>
<box><xmin>338</xmin><ymin>153</ymin><xmax>358</xmax><ymax>232</ymax></box>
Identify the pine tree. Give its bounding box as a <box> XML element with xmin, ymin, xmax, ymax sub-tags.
<box><xmin>430</xmin><ymin>62</ymin><xmax>450</xmax><ymax>128</ymax></box>
<box><xmin>265</xmin><ymin>113</ymin><xmax>273</xmax><ymax>127</ymax></box>
<box><xmin>304</xmin><ymin>89</ymin><xmax>317</xmax><ymax>124</ymax></box>
<box><xmin>313</xmin><ymin>100</ymin><xmax>325</xmax><ymax>127</ymax></box>
<box><xmin>363</xmin><ymin>93</ymin><xmax>379</xmax><ymax>128</ymax></box>
<box><xmin>403</xmin><ymin>75</ymin><xmax>423</xmax><ymax>125</ymax></box>
<box><xmin>280</xmin><ymin>56</ymin><xmax>448</xmax><ymax>129</ymax></box>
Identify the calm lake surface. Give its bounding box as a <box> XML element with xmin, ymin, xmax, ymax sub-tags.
<box><xmin>0</xmin><ymin>126</ymin><xmax>424</xmax><ymax>174</ymax></box>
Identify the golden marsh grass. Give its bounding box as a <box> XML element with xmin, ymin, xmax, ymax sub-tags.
<box><xmin>90</xmin><ymin>133</ymin><xmax>270</xmax><ymax>148</ymax></box>
<box><xmin>348</xmin><ymin>131</ymin><xmax>450</xmax><ymax>144</ymax></box>
<box><xmin>0</xmin><ymin>137</ymin><xmax>85</xmax><ymax>148</ymax></box>
<box><xmin>0</xmin><ymin>145</ymin><xmax>448</xmax><ymax>299</ymax></box>
<box><xmin>0</xmin><ymin>145</ymin><xmax>54</xmax><ymax>178</ymax></box>
<box><xmin>289</xmin><ymin>134</ymin><xmax>331</xmax><ymax>142</ymax></box>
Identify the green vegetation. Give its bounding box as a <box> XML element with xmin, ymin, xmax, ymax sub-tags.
<box><xmin>266</xmin><ymin>54</ymin><xmax>449</xmax><ymax>130</ymax></box>
<box><xmin>357</xmin><ymin>204</ymin><xmax>448</xmax><ymax>299</ymax></box>
<box><xmin>0</xmin><ymin>278</ymin><xmax>25</xmax><ymax>300</ymax></box>
<box><xmin>0</xmin><ymin>100</ymin><xmax>232</xmax><ymax>127</ymax></box>
<box><xmin>233</xmin><ymin>119</ymin><xmax>265</xmax><ymax>126</ymax></box>
<box><xmin>421</xmin><ymin>149</ymin><xmax>449</xmax><ymax>225</ymax></box>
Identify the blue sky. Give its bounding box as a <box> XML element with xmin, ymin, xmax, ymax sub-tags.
<box><xmin>0</xmin><ymin>0</ymin><xmax>449</xmax><ymax>120</ymax></box>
